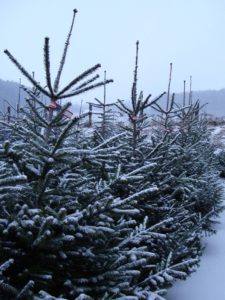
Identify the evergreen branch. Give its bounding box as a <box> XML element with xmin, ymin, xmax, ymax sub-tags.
<box><xmin>4</xmin><ymin>50</ymin><xmax>51</xmax><ymax>98</ymax></box>
<box><xmin>56</xmin><ymin>64</ymin><xmax>101</xmax><ymax>97</ymax></box>
<box><xmin>113</xmin><ymin>105</ymin><xmax>128</xmax><ymax>115</ymax></box>
<box><xmin>76</xmin><ymin>74</ymin><xmax>100</xmax><ymax>90</ymax></box>
<box><xmin>51</xmin><ymin>116</ymin><xmax>79</xmax><ymax>155</ymax></box>
<box><xmin>131</xmin><ymin>40</ymin><xmax>139</xmax><ymax>110</ymax></box>
<box><xmin>135</xmin><ymin>91</ymin><xmax>143</xmax><ymax>113</ymax></box>
<box><xmin>145</xmin><ymin>92</ymin><xmax>166</xmax><ymax>108</ymax></box>
<box><xmin>0</xmin><ymin>280</ymin><xmax>18</xmax><ymax>296</ymax></box>
<box><xmin>18</xmin><ymin>127</ymin><xmax>50</xmax><ymax>155</ymax></box>
<box><xmin>168</xmin><ymin>93</ymin><xmax>175</xmax><ymax>112</ymax></box>
<box><xmin>44</xmin><ymin>37</ymin><xmax>54</xmax><ymax>96</ymax></box>
<box><xmin>94</xmin><ymin>98</ymin><xmax>104</xmax><ymax>106</ymax></box>
<box><xmin>111</xmin><ymin>186</ymin><xmax>158</xmax><ymax>208</ymax></box>
<box><xmin>4</xmin><ymin>145</ymin><xmax>42</xmax><ymax>180</ymax></box>
<box><xmin>58</xmin><ymin>79</ymin><xmax>113</xmax><ymax>99</ymax></box>
<box><xmin>37</xmin><ymin>169</ymin><xmax>54</xmax><ymax>204</ymax></box>
<box><xmin>20</xmin><ymin>108</ymin><xmax>46</xmax><ymax>128</ymax></box>
<box><xmin>0</xmin><ymin>175</ymin><xmax>27</xmax><ymax>187</ymax></box>
<box><xmin>25</xmin><ymin>99</ymin><xmax>49</xmax><ymax>127</ymax></box>
<box><xmin>94</xmin><ymin>98</ymin><xmax>116</xmax><ymax>107</ymax></box>
<box><xmin>93</xmin><ymin>132</ymin><xmax>126</xmax><ymax>150</ymax></box>
<box><xmin>152</xmin><ymin>102</ymin><xmax>164</xmax><ymax>113</ymax></box>
<box><xmin>116</xmin><ymin>99</ymin><xmax>132</xmax><ymax>114</ymax></box>
<box><xmin>23</xmin><ymin>88</ymin><xmax>49</xmax><ymax>110</ymax></box>
<box><xmin>0</xmin><ymin>259</ymin><xmax>14</xmax><ymax>274</ymax></box>
<box><xmin>144</xmin><ymin>137</ymin><xmax>168</xmax><ymax>160</ymax></box>
<box><xmin>53</xmin><ymin>9</ymin><xmax>78</xmax><ymax>92</ymax></box>
<box><xmin>125</xmin><ymin>163</ymin><xmax>157</xmax><ymax>177</ymax></box>
<box><xmin>143</xmin><ymin>93</ymin><xmax>152</xmax><ymax>105</ymax></box>
<box><xmin>17</xmin><ymin>281</ymin><xmax>34</xmax><ymax>299</ymax></box>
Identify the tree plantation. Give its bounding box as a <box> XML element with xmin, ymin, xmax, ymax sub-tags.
<box><xmin>0</xmin><ymin>9</ymin><xmax>223</xmax><ymax>300</ymax></box>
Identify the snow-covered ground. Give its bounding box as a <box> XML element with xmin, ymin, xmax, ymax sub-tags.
<box><xmin>210</xmin><ymin>125</ymin><xmax>225</xmax><ymax>150</ymax></box>
<box><xmin>166</xmin><ymin>182</ymin><xmax>225</xmax><ymax>300</ymax></box>
<box><xmin>210</xmin><ymin>125</ymin><xmax>223</xmax><ymax>137</ymax></box>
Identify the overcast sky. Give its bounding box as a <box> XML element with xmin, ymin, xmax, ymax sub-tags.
<box><xmin>0</xmin><ymin>0</ymin><xmax>225</xmax><ymax>106</ymax></box>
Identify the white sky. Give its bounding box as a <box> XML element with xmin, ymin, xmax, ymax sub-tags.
<box><xmin>0</xmin><ymin>0</ymin><xmax>225</xmax><ymax>106</ymax></box>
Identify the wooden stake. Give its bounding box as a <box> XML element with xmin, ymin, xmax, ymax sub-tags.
<box><xmin>102</xmin><ymin>71</ymin><xmax>107</xmax><ymax>136</ymax></box>
<box><xmin>183</xmin><ymin>80</ymin><xmax>186</xmax><ymax>107</ymax></box>
<box><xmin>17</xmin><ymin>78</ymin><xmax>21</xmax><ymax>120</ymax></box>
<box><xmin>7</xmin><ymin>106</ymin><xmax>11</xmax><ymax>123</ymax></box>
<box><xmin>189</xmin><ymin>75</ymin><xmax>192</xmax><ymax>105</ymax></box>
<box><xmin>166</xmin><ymin>63</ymin><xmax>173</xmax><ymax>111</ymax></box>
<box><xmin>88</xmin><ymin>103</ymin><xmax>92</xmax><ymax>127</ymax></box>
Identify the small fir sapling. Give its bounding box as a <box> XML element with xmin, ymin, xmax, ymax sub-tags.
<box><xmin>90</xmin><ymin>71</ymin><xmax>119</xmax><ymax>139</ymax></box>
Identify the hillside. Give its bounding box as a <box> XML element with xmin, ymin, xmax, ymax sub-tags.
<box><xmin>177</xmin><ymin>89</ymin><xmax>225</xmax><ymax>117</ymax></box>
<box><xmin>0</xmin><ymin>79</ymin><xmax>27</xmax><ymax>113</ymax></box>
<box><xmin>151</xmin><ymin>89</ymin><xmax>225</xmax><ymax>117</ymax></box>
<box><xmin>0</xmin><ymin>79</ymin><xmax>81</xmax><ymax>116</ymax></box>
<box><xmin>1</xmin><ymin>78</ymin><xmax>225</xmax><ymax>117</ymax></box>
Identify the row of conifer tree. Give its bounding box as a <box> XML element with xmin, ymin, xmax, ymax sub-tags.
<box><xmin>0</xmin><ymin>9</ymin><xmax>223</xmax><ymax>300</ymax></box>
